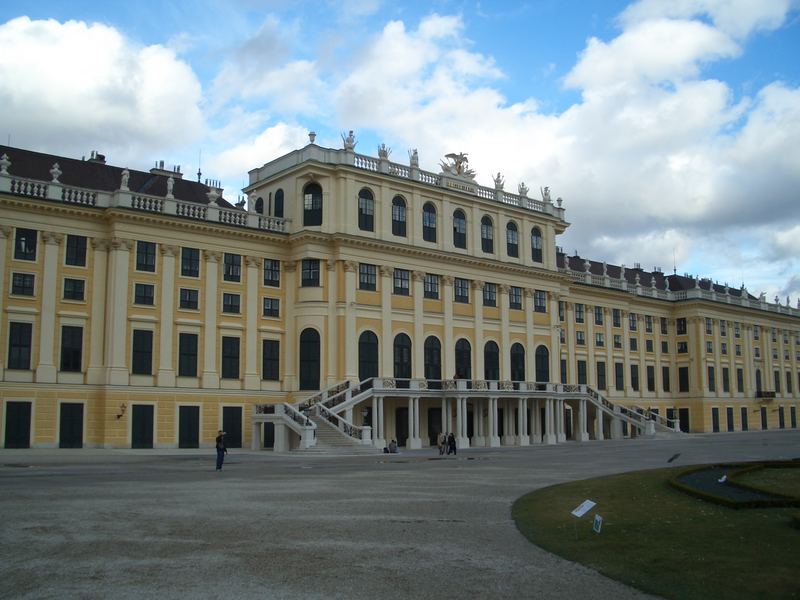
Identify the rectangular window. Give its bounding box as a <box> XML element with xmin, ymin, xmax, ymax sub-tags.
<box><xmin>614</xmin><ymin>362</ymin><xmax>624</xmax><ymax>390</ymax></box>
<box><xmin>613</xmin><ymin>334</ymin><xmax>622</xmax><ymax>349</ymax></box>
<box><xmin>577</xmin><ymin>360</ymin><xmax>587</xmax><ymax>385</ymax></box>
<box><xmin>560</xmin><ymin>359</ymin><xmax>567</xmax><ymax>384</ymax></box>
<box><xmin>736</xmin><ymin>368</ymin><xmax>744</xmax><ymax>393</ymax></box>
<box><xmin>629</xmin><ymin>313</ymin><xmax>637</xmax><ymax>331</ymax></box>
<box><xmin>647</xmin><ymin>365</ymin><xmax>655</xmax><ymax>392</ymax></box>
<box><xmin>660</xmin><ymin>317</ymin><xmax>668</xmax><ymax>335</ymax></box>
<box><xmin>712</xmin><ymin>407</ymin><xmax>720</xmax><ymax>433</ymax></box>
<box><xmin>131</xmin><ymin>330</ymin><xmax>153</xmax><ymax>375</ymax></box>
<box><xmin>392</xmin><ymin>201</ymin><xmax>406</xmax><ymax>236</ymax></box>
<box><xmin>301</xmin><ymin>259</ymin><xmax>320</xmax><ymax>287</ymax></box>
<box><xmin>262</xmin><ymin>339</ymin><xmax>280</xmax><ymax>381</ymax></box>
<box><xmin>424</xmin><ymin>274</ymin><xmax>439</xmax><ymax>299</ymax></box>
<box><xmin>726</xmin><ymin>406</ymin><xmax>734</xmax><ymax>432</ymax></box>
<box><xmin>734</xmin><ymin>322</ymin><xmax>740</xmax><ymax>338</ymax></box>
<box><xmin>645</xmin><ymin>315</ymin><xmax>653</xmax><ymax>333</ymax></box>
<box><xmin>223</xmin><ymin>253</ymin><xmax>241</xmax><ymax>282</ymax></box>
<box><xmin>594</xmin><ymin>306</ymin><xmax>603</xmax><ymax>325</ymax></box>
<box><xmin>720</xmin><ymin>320</ymin><xmax>727</xmax><ymax>336</ymax></box>
<box><xmin>754</xmin><ymin>325</ymin><xmax>760</xmax><ymax>340</ymax></box>
<box><xmin>645</xmin><ymin>339</ymin><xmax>654</xmax><ymax>353</ymax></box>
<box><xmin>483</xmin><ymin>283</ymin><xmax>497</xmax><ymax>307</ymax></box>
<box><xmin>11</xmin><ymin>273</ymin><xmax>35</xmax><ymax>296</ymax></box>
<box><xmin>597</xmin><ymin>361</ymin><xmax>606</xmax><ymax>390</ymax></box>
<box><xmin>358</xmin><ymin>196</ymin><xmax>374</xmax><ymax>231</ymax></box>
<box><xmin>629</xmin><ymin>338</ymin><xmax>638</xmax><ymax>352</ymax></box>
<box><xmin>134</xmin><ymin>283</ymin><xmax>155</xmax><ymax>305</ymax></box>
<box><xmin>509</xmin><ymin>286</ymin><xmax>522</xmax><ymax>310</ymax></box>
<box><xmin>595</xmin><ymin>332</ymin><xmax>605</xmax><ymax>347</ymax></box>
<box><xmin>221</xmin><ymin>336</ymin><xmax>240</xmax><ymax>379</ymax></box>
<box><xmin>454</xmin><ymin>278</ymin><xmax>469</xmax><ymax>303</ymax></box>
<box><xmin>179</xmin><ymin>288</ymin><xmax>199</xmax><ymax>310</ymax></box>
<box><xmin>612</xmin><ymin>308</ymin><xmax>621</xmax><ymax>328</ymax></box>
<box><xmin>754</xmin><ymin>347</ymin><xmax>761</xmax><ymax>358</ymax></box>
<box><xmin>662</xmin><ymin>366</ymin><xmax>670</xmax><ymax>392</ymax></box>
<box><xmin>575</xmin><ymin>303</ymin><xmax>584</xmax><ymax>323</ymax></box>
<box><xmin>705</xmin><ymin>318</ymin><xmax>713</xmax><ymax>335</ymax></box>
<box><xmin>359</xmin><ymin>264</ymin><xmax>377</xmax><ymax>291</ymax></box>
<box><xmin>559</xmin><ymin>301</ymin><xmax>565</xmax><ymax>321</ymax></box>
<box><xmin>677</xmin><ymin>341</ymin><xmax>688</xmax><ymax>353</ymax></box>
<box><xmin>741</xmin><ymin>407</ymin><xmax>749</xmax><ymax>431</ymax></box>
<box><xmin>534</xmin><ymin>290</ymin><xmax>547</xmax><ymax>313</ymax></box>
<box><xmin>393</xmin><ymin>269</ymin><xmax>410</xmax><ymax>295</ymax></box>
<box><xmin>63</xmin><ymin>278</ymin><xmax>85</xmax><ymax>301</ymax></box>
<box><xmin>706</xmin><ymin>341</ymin><xmax>713</xmax><ymax>353</ymax></box>
<box><xmin>262</xmin><ymin>297</ymin><xmax>279</xmax><ymax>318</ymax></box>
<box><xmin>8</xmin><ymin>322</ymin><xmax>33</xmax><ymax>370</ymax></box>
<box><xmin>774</xmin><ymin>370</ymin><xmax>781</xmax><ymax>394</ymax></box>
<box><xmin>708</xmin><ymin>366</ymin><xmax>716</xmax><ymax>392</ymax></box>
<box><xmin>679</xmin><ymin>366</ymin><xmax>689</xmax><ymax>392</ymax></box>
<box><xmin>14</xmin><ymin>228</ymin><xmax>37</xmax><ymax>261</ymax></box>
<box><xmin>787</xmin><ymin>371</ymin><xmax>793</xmax><ymax>394</ymax></box>
<box><xmin>722</xmin><ymin>367</ymin><xmax>730</xmax><ymax>393</ymax></box>
<box><xmin>178</xmin><ymin>333</ymin><xmax>198</xmax><ymax>377</ymax></box>
<box><xmin>631</xmin><ymin>364</ymin><xmax>639</xmax><ymax>391</ymax></box>
<box><xmin>661</xmin><ymin>341</ymin><xmax>668</xmax><ymax>353</ymax></box>
<box><xmin>423</xmin><ymin>208</ymin><xmax>437</xmax><ymax>242</ymax></box>
<box><xmin>222</xmin><ymin>293</ymin><xmax>240</xmax><ymax>314</ymax></box>
<box><xmin>65</xmin><ymin>234</ymin><xmax>87</xmax><ymax>266</ymax></box>
<box><xmin>263</xmin><ymin>259</ymin><xmax>280</xmax><ymax>287</ymax></box>
<box><xmin>576</xmin><ymin>331</ymin><xmax>585</xmax><ymax>345</ymax></box>
<box><xmin>721</xmin><ymin>342</ymin><xmax>727</xmax><ymax>355</ymax></box>
<box><xmin>136</xmin><ymin>241</ymin><xmax>156</xmax><ymax>272</ymax></box>
<box><xmin>677</xmin><ymin>318</ymin><xmax>687</xmax><ymax>335</ymax></box>
<box><xmin>181</xmin><ymin>247</ymin><xmax>200</xmax><ymax>277</ymax></box>
<box><xmin>735</xmin><ymin>344</ymin><xmax>741</xmax><ymax>356</ymax></box>
<box><xmin>559</xmin><ymin>328</ymin><xmax>566</xmax><ymax>344</ymax></box>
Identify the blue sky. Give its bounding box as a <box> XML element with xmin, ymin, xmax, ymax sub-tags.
<box><xmin>1</xmin><ymin>0</ymin><xmax>799</xmax><ymax>303</ymax></box>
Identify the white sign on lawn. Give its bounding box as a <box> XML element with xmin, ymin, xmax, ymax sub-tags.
<box><xmin>570</xmin><ymin>499</ymin><xmax>597</xmax><ymax>518</ymax></box>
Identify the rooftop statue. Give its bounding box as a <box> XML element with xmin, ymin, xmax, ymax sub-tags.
<box><xmin>440</xmin><ymin>152</ymin><xmax>476</xmax><ymax>180</ymax></box>
<box><xmin>541</xmin><ymin>186</ymin><xmax>551</xmax><ymax>203</ymax></box>
<box><xmin>518</xmin><ymin>182</ymin><xmax>529</xmax><ymax>197</ymax></box>
<box><xmin>493</xmin><ymin>171</ymin><xmax>504</xmax><ymax>189</ymax></box>
<box><xmin>409</xmin><ymin>148</ymin><xmax>419</xmax><ymax>167</ymax></box>
<box><xmin>342</xmin><ymin>130</ymin><xmax>356</xmax><ymax>151</ymax></box>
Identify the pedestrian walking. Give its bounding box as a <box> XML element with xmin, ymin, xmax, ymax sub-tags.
<box><xmin>447</xmin><ymin>432</ymin><xmax>457</xmax><ymax>456</ymax></box>
<box><xmin>437</xmin><ymin>431</ymin><xmax>446</xmax><ymax>455</ymax></box>
<box><xmin>215</xmin><ymin>430</ymin><xmax>227</xmax><ymax>470</ymax></box>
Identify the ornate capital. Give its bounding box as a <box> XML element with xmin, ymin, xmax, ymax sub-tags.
<box><xmin>326</xmin><ymin>259</ymin><xmax>336</xmax><ymax>271</ymax></box>
<box><xmin>524</xmin><ymin>288</ymin><xmax>534</xmax><ymax>298</ymax></box>
<box><xmin>0</xmin><ymin>225</ymin><xmax>12</xmax><ymax>239</ymax></box>
<box><xmin>471</xmin><ymin>280</ymin><xmax>485</xmax><ymax>291</ymax></box>
<box><xmin>245</xmin><ymin>255</ymin><xmax>260</xmax><ymax>268</ymax></box>
<box><xmin>284</xmin><ymin>260</ymin><xmax>298</xmax><ymax>272</ymax></box>
<box><xmin>412</xmin><ymin>270</ymin><xmax>425</xmax><ymax>282</ymax></box>
<box><xmin>91</xmin><ymin>237</ymin><xmax>111</xmax><ymax>252</ymax></box>
<box><xmin>441</xmin><ymin>275</ymin><xmax>454</xmax><ymax>286</ymax></box>
<box><xmin>160</xmin><ymin>244</ymin><xmax>179</xmax><ymax>258</ymax></box>
<box><xmin>110</xmin><ymin>237</ymin><xmax>134</xmax><ymax>251</ymax></box>
<box><xmin>344</xmin><ymin>260</ymin><xmax>358</xmax><ymax>273</ymax></box>
<box><xmin>42</xmin><ymin>231</ymin><xmax>64</xmax><ymax>245</ymax></box>
<box><xmin>499</xmin><ymin>284</ymin><xmax>510</xmax><ymax>294</ymax></box>
<box><xmin>203</xmin><ymin>249</ymin><xmax>221</xmax><ymax>263</ymax></box>
<box><xmin>379</xmin><ymin>265</ymin><xmax>392</xmax><ymax>277</ymax></box>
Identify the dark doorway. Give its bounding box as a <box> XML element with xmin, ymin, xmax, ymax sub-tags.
<box><xmin>455</xmin><ymin>338</ymin><xmax>472</xmax><ymax>380</ymax></box>
<box><xmin>741</xmin><ymin>406</ymin><xmax>749</xmax><ymax>431</ymax></box>
<box><xmin>510</xmin><ymin>343</ymin><xmax>525</xmax><ymax>384</ymax></box>
<box><xmin>428</xmin><ymin>407</ymin><xmax>442</xmax><ymax>445</ymax></box>
<box><xmin>535</xmin><ymin>346</ymin><xmax>550</xmax><ymax>382</ymax></box>
<box><xmin>223</xmin><ymin>406</ymin><xmax>243</xmax><ymax>448</ymax></box>
<box><xmin>484</xmin><ymin>341</ymin><xmax>499</xmax><ymax>380</ymax></box>
<box><xmin>393</xmin><ymin>333</ymin><xmax>412</xmax><ymax>388</ymax></box>
<box><xmin>5</xmin><ymin>401</ymin><xmax>32</xmax><ymax>448</ymax></box>
<box><xmin>178</xmin><ymin>405</ymin><xmax>200</xmax><ymax>448</ymax></box>
<box><xmin>760</xmin><ymin>406</ymin><xmax>768</xmax><ymax>430</ymax></box>
<box><xmin>467</xmin><ymin>409</ymin><xmax>474</xmax><ymax>438</ymax></box>
<box><xmin>666</xmin><ymin>408</ymin><xmax>677</xmax><ymax>429</ymax></box>
<box><xmin>263</xmin><ymin>422</ymin><xmax>275</xmax><ymax>448</ymax></box>
<box><xmin>424</xmin><ymin>336</ymin><xmax>442</xmax><ymax>389</ymax></box>
<box><xmin>565</xmin><ymin>409</ymin><xmax>573</xmax><ymax>439</ymax></box>
<box><xmin>678</xmin><ymin>408</ymin><xmax>690</xmax><ymax>433</ymax></box>
<box><xmin>358</xmin><ymin>331</ymin><xmax>378</xmax><ymax>385</ymax></box>
<box><xmin>299</xmin><ymin>329</ymin><xmax>320</xmax><ymax>390</ymax></box>
<box><xmin>726</xmin><ymin>406</ymin><xmax>734</xmax><ymax>432</ymax></box>
<box><xmin>396</xmin><ymin>407</ymin><xmax>408</xmax><ymax>446</ymax></box>
<box><xmin>497</xmin><ymin>407</ymin><xmax>504</xmax><ymax>437</ymax></box>
<box><xmin>540</xmin><ymin>406</ymin><xmax>546</xmax><ymax>438</ymax></box>
<box><xmin>59</xmin><ymin>403</ymin><xmax>83</xmax><ymax>448</ymax></box>
<box><xmin>131</xmin><ymin>405</ymin><xmax>154</xmax><ymax>449</ymax></box>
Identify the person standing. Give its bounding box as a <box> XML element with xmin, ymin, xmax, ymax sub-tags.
<box><xmin>437</xmin><ymin>431</ymin><xmax>446</xmax><ymax>455</ymax></box>
<box><xmin>447</xmin><ymin>432</ymin><xmax>457</xmax><ymax>456</ymax></box>
<box><xmin>215</xmin><ymin>430</ymin><xmax>227</xmax><ymax>470</ymax></box>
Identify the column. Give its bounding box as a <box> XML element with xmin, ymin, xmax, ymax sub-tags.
<box><xmin>283</xmin><ymin>260</ymin><xmax>298</xmax><ymax>390</ymax></box>
<box><xmin>326</xmin><ymin>259</ymin><xmax>337</xmax><ymax>386</ymax></box>
<box><xmin>530</xmin><ymin>398</ymin><xmax>541</xmax><ymax>444</ymax></box>
<box><xmin>408</xmin><ymin>396</ymin><xmax>422</xmax><ymax>449</ymax></box>
<box><xmin>372</xmin><ymin>396</ymin><xmax>379</xmax><ymax>446</ymax></box>
<box><xmin>489</xmin><ymin>397</ymin><xmax>500</xmax><ymax>446</ymax></box>
<box><xmin>595</xmin><ymin>407</ymin><xmax>605</xmax><ymax>440</ymax></box>
<box><xmin>525</xmin><ymin>289</ymin><xmax>535</xmax><ymax>382</ymax></box>
<box><xmin>564</xmin><ymin>302</ymin><xmax>575</xmax><ymax>383</ymax></box>
<box><xmin>461</xmin><ymin>398</ymin><xmax>470</xmax><ymax>448</ymax></box>
<box><xmin>36</xmin><ymin>231</ymin><xmax>62</xmax><ymax>382</ymax></box>
<box><xmin>518</xmin><ymin>398</ymin><xmax>530</xmax><ymax>445</ymax></box>
<box><xmin>0</xmin><ymin>228</ymin><xmax>10</xmax><ymax>377</ymax></box>
<box><xmin>442</xmin><ymin>276</ymin><xmax>454</xmax><ymax>378</ymax></box>
<box><xmin>412</xmin><ymin>271</ymin><xmax>425</xmax><ymax>378</ymax></box>
<box><xmin>157</xmin><ymin>245</ymin><xmax>178</xmax><ymax>387</ymax></box>
<box><xmin>201</xmin><ymin>250</ymin><xmax>220</xmax><ymax>388</ymax></box>
<box><xmin>558</xmin><ymin>399</ymin><xmax>567</xmax><ymax>442</ymax></box>
<box><xmin>549</xmin><ymin>294</ymin><xmax>561</xmax><ymax>383</ymax></box>
<box><xmin>86</xmin><ymin>238</ymin><xmax>109</xmax><ymax>384</ymax></box>
<box><xmin>105</xmin><ymin>237</ymin><xmax>132</xmax><ymax>385</ymax></box>
<box><xmin>544</xmin><ymin>398</ymin><xmax>556</xmax><ymax>444</ymax></box>
<box><xmin>455</xmin><ymin>395</ymin><xmax>463</xmax><ymax>444</ymax></box>
<box><xmin>380</xmin><ymin>265</ymin><xmax>393</xmax><ymax>376</ymax></box>
<box><xmin>499</xmin><ymin>284</ymin><xmax>511</xmax><ymax>380</ymax></box>
<box><xmin>344</xmin><ymin>261</ymin><xmax>358</xmax><ymax>381</ymax></box>
<box><xmin>472</xmin><ymin>281</ymin><xmax>485</xmax><ymax>380</ymax></box>
<box><xmin>577</xmin><ymin>398</ymin><xmax>589</xmax><ymax>441</ymax></box>
<box><xmin>473</xmin><ymin>399</ymin><xmax>485</xmax><ymax>447</ymax></box>
<box><xmin>376</xmin><ymin>396</ymin><xmax>385</xmax><ymax>447</ymax></box>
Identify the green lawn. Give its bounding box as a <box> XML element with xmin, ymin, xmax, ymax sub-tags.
<box><xmin>736</xmin><ymin>467</ymin><xmax>800</xmax><ymax>498</ymax></box>
<box><xmin>512</xmin><ymin>467</ymin><xmax>799</xmax><ymax>600</ymax></box>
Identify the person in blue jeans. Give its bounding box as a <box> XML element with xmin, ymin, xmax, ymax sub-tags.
<box><xmin>215</xmin><ymin>430</ymin><xmax>227</xmax><ymax>470</ymax></box>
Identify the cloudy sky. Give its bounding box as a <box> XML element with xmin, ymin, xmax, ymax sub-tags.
<box><xmin>1</xmin><ymin>0</ymin><xmax>798</xmax><ymax>304</ymax></box>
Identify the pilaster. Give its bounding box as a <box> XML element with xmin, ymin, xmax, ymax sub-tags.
<box><xmin>35</xmin><ymin>231</ymin><xmax>62</xmax><ymax>383</ymax></box>
<box><xmin>157</xmin><ymin>244</ymin><xmax>178</xmax><ymax>387</ymax></box>
<box><xmin>201</xmin><ymin>250</ymin><xmax>220</xmax><ymax>388</ymax></box>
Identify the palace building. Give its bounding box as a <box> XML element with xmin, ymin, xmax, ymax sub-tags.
<box><xmin>0</xmin><ymin>136</ymin><xmax>798</xmax><ymax>451</ymax></box>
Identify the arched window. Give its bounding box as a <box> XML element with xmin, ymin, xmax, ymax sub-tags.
<box><xmin>303</xmin><ymin>183</ymin><xmax>322</xmax><ymax>226</ymax></box>
<box><xmin>274</xmin><ymin>189</ymin><xmax>284</xmax><ymax>218</ymax></box>
<box><xmin>393</xmin><ymin>333</ymin><xmax>412</xmax><ymax>388</ymax></box>
<box><xmin>392</xmin><ymin>196</ymin><xmax>407</xmax><ymax>237</ymax></box>
<box><xmin>480</xmin><ymin>216</ymin><xmax>493</xmax><ymax>253</ymax></box>
<box><xmin>506</xmin><ymin>221</ymin><xmax>519</xmax><ymax>257</ymax></box>
<box><xmin>453</xmin><ymin>209</ymin><xmax>467</xmax><ymax>249</ymax></box>
<box><xmin>484</xmin><ymin>341</ymin><xmax>500</xmax><ymax>380</ymax></box>
<box><xmin>255</xmin><ymin>197</ymin><xmax>264</xmax><ymax>214</ymax></box>
<box><xmin>535</xmin><ymin>345</ymin><xmax>550</xmax><ymax>382</ymax></box>
<box><xmin>531</xmin><ymin>227</ymin><xmax>543</xmax><ymax>263</ymax></box>
<box><xmin>455</xmin><ymin>338</ymin><xmax>472</xmax><ymax>380</ymax></box>
<box><xmin>423</xmin><ymin>203</ymin><xmax>437</xmax><ymax>243</ymax></box>
<box><xmin>299</xmin><ymin>329</ymin><xmax>320</xmax><ymax>390</ymax></box>
<box><xmin>424</xmin><ymin>336</ymin><xmax>442</xmax><ymax>388</ymax></box>
<box><xmin>511</xmin><ymin>343</ymin><xmax>525</xmax><ymax>382</ymax></box>
<box><xmin>358</xmin><ymin>188</ymin><xmax>374</xmax><ymax>231</ymax></box>
<box><xmin>358</xmin><ymin>331</ymin><xmax>378</xmax><ymax>384</ymax></box>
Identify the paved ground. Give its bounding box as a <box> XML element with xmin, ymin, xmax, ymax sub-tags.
<box><xmin>1</xmin><ymin>430</ymin><xmax>798</xmax><ymax>600</ymax></box>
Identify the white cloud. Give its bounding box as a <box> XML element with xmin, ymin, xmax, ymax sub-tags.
<box><xmin>0</xmin><ymin>16</ymin><xmax>204</xmax><ymax>163</ymax></box>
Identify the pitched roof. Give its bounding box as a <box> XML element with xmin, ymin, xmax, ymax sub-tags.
<box><xmin>0</xmin><ymin>145</ymin><xmax>235</xmax><ymax>208</ymax></box>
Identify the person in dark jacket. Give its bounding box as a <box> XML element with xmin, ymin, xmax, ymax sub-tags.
<box><xmin>447</xmin><ymin>432</ymin><xmax>457</xmax><ymax>455</ymax></box>
<box><xmin>215</xmin><ymin>430</ymin><xmax>227</xmax><ymax>470</ymax></box>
